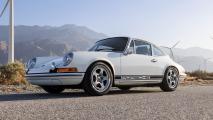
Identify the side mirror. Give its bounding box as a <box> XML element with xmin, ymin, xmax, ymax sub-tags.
<box><xmin>124</xmin><ymin>48</ymin><xmax>133</xmax><ymax>55</ymax></box>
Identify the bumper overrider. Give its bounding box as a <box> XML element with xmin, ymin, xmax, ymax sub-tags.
<box><xmin>26</xmin><ymin>72</ymin><xmax>85</xmax><ymax>85</ymax></box>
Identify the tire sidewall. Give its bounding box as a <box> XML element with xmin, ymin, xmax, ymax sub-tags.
<box><xmin>83</xmin><ymin>62</ymin><xmax>113</xmax><ymax>95</ymax></box>
<box><xmin>161</xmin><ymin>67</ymin><xmax>179</xmax><ymax>91</ymax></box>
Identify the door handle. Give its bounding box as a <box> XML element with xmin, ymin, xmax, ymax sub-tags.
<box><xmin>151</xmin><ymin>59</ymin><xmax>158</xmax><ymax>62</ymax></box>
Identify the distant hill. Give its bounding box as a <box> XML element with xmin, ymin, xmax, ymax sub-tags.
<box><xmin>173</xmin><ymin>47</ymin><xmax>213</xmax><ymax>59</ymax></box>
<box><xmin>163</xmin><ymin>47</ymin><xmax>213</xmax><ymax>72</ymax></box>
<box><xmin>0</xmin><ymin>24</ymin><xmax>107</xmax><ymax>64</ymax></box>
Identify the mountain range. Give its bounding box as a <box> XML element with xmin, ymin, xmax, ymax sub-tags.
<box><xmin>160</xmin><ymin>47</ymin><xmax>213</xmax><ymax>72</ymax></box>
<box><xmin>0</xmin><ymin>25</ymin><xmax>106</xmax><ymax>64</ymax></box>
<box><xmin>0</xmin><ymin>24</ymin><xmax>213</xmax><ymax>72</ymax></box>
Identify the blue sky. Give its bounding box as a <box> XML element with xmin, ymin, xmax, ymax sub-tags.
<box><xmin>1</xmin><ymin>0</ymin><xmax>213</xmax><ymax>50</ymax></box>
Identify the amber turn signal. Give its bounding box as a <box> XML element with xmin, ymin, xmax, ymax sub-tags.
<box><xmin>56</xmin><ymin>68</ymin><xmax>78</xmax><ymax>73</ymax></box>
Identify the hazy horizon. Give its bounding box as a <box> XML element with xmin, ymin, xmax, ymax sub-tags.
<box><xmin>1</xmin><ymin>0</ymin><xmax>213</xmax><ymax>50</ymax></box>
<box><xmin>0</xmin><ymin>24</ymin><xmax>212</xmax><ymax>51</ymax></box>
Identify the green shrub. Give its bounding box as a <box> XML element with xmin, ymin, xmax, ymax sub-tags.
<box><xmin>0</xmin><ymin>61</ymin><xmax>27</xmax><ymax>85</ymax></box>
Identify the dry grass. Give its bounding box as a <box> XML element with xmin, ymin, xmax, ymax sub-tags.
<box><xmin>0</xmin><ymin>61</ymin><xmax>27</xmax><ymax>85</ymax></box>
<box><xmin>187</xmin><ymin>70</ymin><xmax>207</xmax><ymax>79</ymax></box>
<box><xmin>183</xmin><ymin>70</ymin><xmax>213</xmax><ymax>86</ymax></box>
<box><xmin>180</xmin><ymin>76</ymin><xmax>213</xmax><ymax>86</ymax></box>
<box><xmin>187</xmin><ymin>70</ymin><xmax>213</xmax><ymax>80</ymax></box>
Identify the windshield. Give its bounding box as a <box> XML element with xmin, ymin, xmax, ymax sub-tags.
<box><xmin>89</xmin><ymin>37</ymin><xmax>129</xmax><ymax>52</ymax></box>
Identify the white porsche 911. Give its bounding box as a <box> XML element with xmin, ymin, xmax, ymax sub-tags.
<box><xmin>26</xmin><ymin>37</ymin><xmax>186</xmax><ymax>96</ymax></box>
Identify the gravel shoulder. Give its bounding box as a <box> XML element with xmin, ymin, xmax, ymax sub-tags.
<box><xmin>0</xmin><ymin>86</ymin><xmax>212</xmax><ymax>120</ymax></box>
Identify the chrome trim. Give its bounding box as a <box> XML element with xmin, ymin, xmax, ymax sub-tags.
<box><xmin>26</xmin><ymin>73</ymin><xmax>85</xmax><ymax>85</ymax></box>
<box><xmin>26</xmin><ymin>73</ymin><xmax>83</xmax><ymax>77</ymax></box>
<box><xmin>114</xmin><ymin>74</ymin><xmax>185</xmax><ymax>86</ymax></box>
<box><xmin>114</xmin><ymin>75</ymin><xmax>163</xmax><ymax>85</ymax></box>
<box><xmin>114</xmin><ymin>79</ymin><xmax>162</xmax><ymax>85</ymax></box>
<box><xmin>115</xmin><ymin>75</ymin><xmax>163</xmax><ymax>80</ymax></box>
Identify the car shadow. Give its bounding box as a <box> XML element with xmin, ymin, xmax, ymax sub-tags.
<box><xmin>0</xmin><ymin>89</ymin><xmax>162</xmax><ymax>102</ymax></box>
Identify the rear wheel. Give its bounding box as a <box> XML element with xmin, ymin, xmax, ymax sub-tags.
<box><xmin>41</xmin><ymin>86</ymin><xmax>65</xmax><ymax>94</ymax></box>
<box><xmin>82</xmin><ymin>62</ymin><xmax>113</xmax><ymax>96</ymax></box>
<box><xmin>160</xmin><ymin>67</ymin><xmax>179</xmax><ymax>91</ymax></box>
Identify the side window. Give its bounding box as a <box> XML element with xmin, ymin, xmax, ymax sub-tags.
<box><xmin>134</xmin><ymin>40</ymin><xmax>152</xmax><ymax>56</ymax></box>
<box><xmin>153</xmin><ymin>45</ymin><xmax>165</xmax><ymax>56</ymax></box>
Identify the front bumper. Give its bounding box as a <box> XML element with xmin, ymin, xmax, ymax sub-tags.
<box><xmin>26</xmin><ymin>73</ymin><xmax>85</xmax><ymax>85</ymax></box>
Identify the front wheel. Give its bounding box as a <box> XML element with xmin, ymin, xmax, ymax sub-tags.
<box><xmin>82</xmin><ymin>62</ymin><xmax>113</xmax><ymax>96</ymax></box>
<box><xmin>160</xmin><ymin>67</ymin><xmax>179</xmax><ymax>92</ymax></box>
<box><xmin>41</xmin><ymin>86</ymin><xmax>65</xmax><ymax>94</ymax></box>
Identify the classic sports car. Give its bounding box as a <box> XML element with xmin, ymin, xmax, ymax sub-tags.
<box><xmin>26</xmin><ymin>37</ymin><xmax>186</xmax><ymax>96</ymax></box>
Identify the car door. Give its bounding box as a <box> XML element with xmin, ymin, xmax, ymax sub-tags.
<box><xmin>121</xmin><ymin>39</ymin><xmax>164</xmax><ymax>76</ymax></box>
<box><xmin>151</xmin><ymin>44</ymin><xmax>169</xmax><ymax>75</ymax></box>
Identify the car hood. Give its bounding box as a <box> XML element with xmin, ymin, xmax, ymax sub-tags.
<box><xmin>33</xmin><ymin>56</ymin><xmax>63</xmax><ymax>68</ymax></box>
<box><xmin>28</xmin><ymin>51</ymin><xmax>119</xmax><ymax>73</ymax></box>
<box><xmin>27</xmin><ymin>56</ymin><xmax>63</xmax><ymax>74</ymax></box>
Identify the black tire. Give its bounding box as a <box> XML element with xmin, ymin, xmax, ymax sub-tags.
<box><xmin>118</xmin><ymin>86</ymin><xmax>131</xmax><ymax>91</ymax></box>
<box><xmin>41</xmin><ymin>86</ymin><xmax>65</xmax><ymax>94</ymax></box>
<box><xmin>160</xmin><ymin>67</ymin><xmax>179</xmax><ymax>92</ymax></box>
<box><xmin>82</xmin><ymin>62</ymin><xmax>113</xmax><ymax>96</ymax></box>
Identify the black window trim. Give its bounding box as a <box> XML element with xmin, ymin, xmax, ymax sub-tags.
<box><xmin>124</xmin><ymin>38</ymin><xmax>166</xmax><ymax>57</ymax></box>
<box><xmin>133</xmin><ymin>39</ymin><xmax>153</xmax><ymax>56</ymax></box>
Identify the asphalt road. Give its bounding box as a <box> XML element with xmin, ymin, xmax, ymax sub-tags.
<box><xmin>0</xmin><ymin>86</ymin><xmax>212</xmax><ymax>120</ymax></box>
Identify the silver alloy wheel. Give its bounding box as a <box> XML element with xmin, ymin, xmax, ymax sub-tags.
<box><xmin>91</xmin><ymin>65</ymin><xmax>111</xmax><ymax>92</ymax></box>
<box><xmin>166</xmin><ymin>68</ymin><xmax>179</xmax><ymax>88</ymax></box>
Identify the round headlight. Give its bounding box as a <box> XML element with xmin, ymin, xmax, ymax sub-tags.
<box><xmin>63</xmin><ymin>52</ymin><xmax>73</xmax><ymax>66</ymax></box>
<box><xmin>27</xmin><ymin>58</ymin><xmax>36</xmax><ymax>69</ymax></box>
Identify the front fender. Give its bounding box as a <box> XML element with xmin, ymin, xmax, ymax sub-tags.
<box><xmin>85</xmin><ymin>58</ymin><xmax>115</xmax><ymax>73</ymax></box>
<box><xmin>65</xmin><ymin>52</ymin><xmax>120</xmax><ymax>75</ymax></box>
<box><xmin>163</xmin><ymin>63</ymin><xmax>186</xmax><ymax>81</ymax></box>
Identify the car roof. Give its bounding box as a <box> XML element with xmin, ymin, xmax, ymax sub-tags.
<box><xmin>130</xmin><ymin>38</ymin><xmax>153</xmax><ymax>44</ymax></box>
<box><xmin>96</xmin><ymin>36</ymin><xmax>156</xmax><ymax>46</ymax></box>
